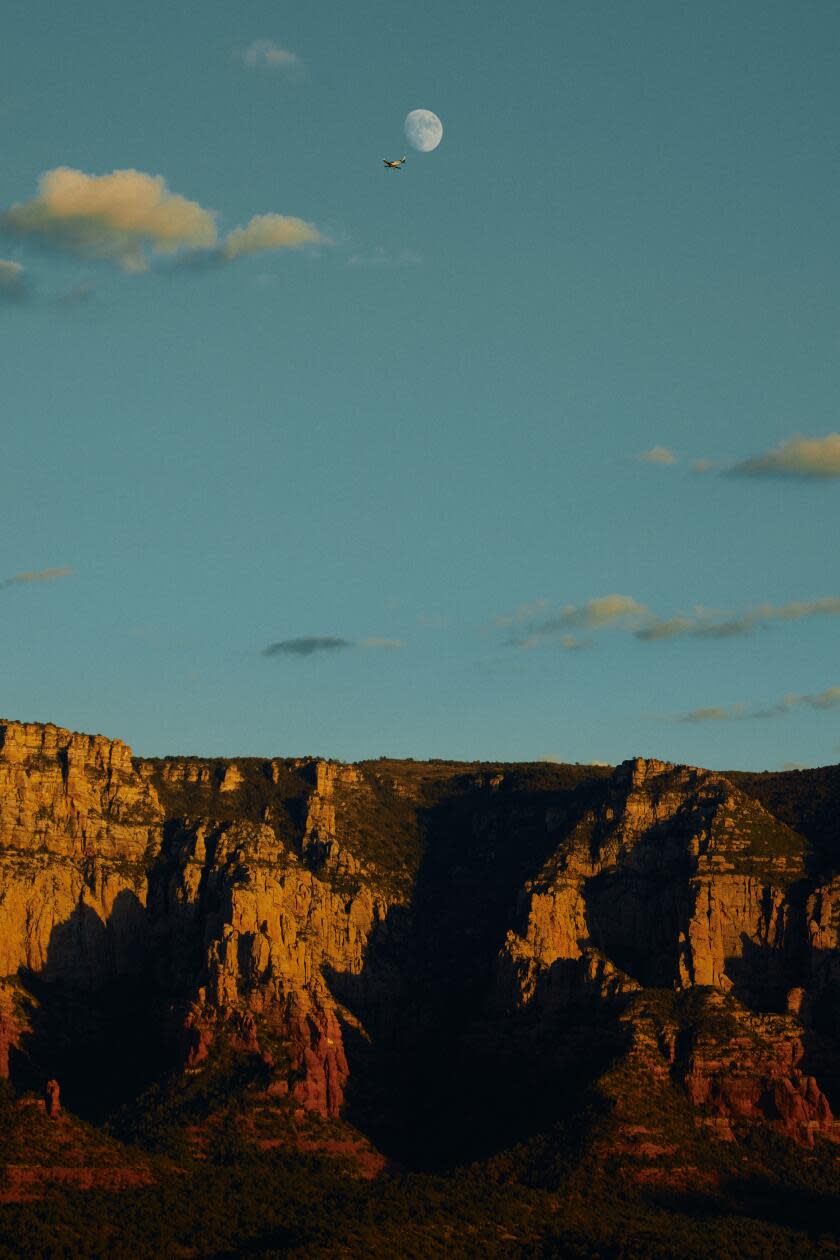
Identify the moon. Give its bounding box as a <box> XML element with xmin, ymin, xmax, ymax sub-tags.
<box><xmin>404</xmin><ymin>109</ymin><xmax>443</xmax><ymax>153</ymax></box>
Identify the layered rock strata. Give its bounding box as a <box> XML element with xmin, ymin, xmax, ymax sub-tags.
<box><xmin>0</xmin><ymin>719</ymin><xmax>838</xmax><ymax>1148</ymax></box>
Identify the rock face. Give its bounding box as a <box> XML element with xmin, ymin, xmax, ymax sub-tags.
<box><xmin>0</xmin><ymin>725</ymin><xmax>390</xmax><ymax>1118</ymax></box>
<box><xmin>0</xmin><ymin>719</ymin><xmax>839</xmax><ymax>1152</ymax></box>
<box><xmin>44</xmin><ymin>1079</ymin><xmax>60</xmax><ymax>1119</ymax></box>
<box><xmin>0</xmin><ymin>721</ymin><xmax>159</xmax><ymax>983</ymax></box>
<box><xmin>498</xmin><ymin>759</ymin><xmax>807</xmax><ymax>1015</ymax></box>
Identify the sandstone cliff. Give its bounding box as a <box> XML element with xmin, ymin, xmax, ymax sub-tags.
<box><xmin>0</xmin><ymin>718</ymin><xmax>839</xmax><ymax>1159</ymax></box>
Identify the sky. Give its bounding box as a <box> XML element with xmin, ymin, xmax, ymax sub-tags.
<box><xmin>2</xmin><ymin>0</ymin><xmax>840</xmax><ymax>770</ymax></box>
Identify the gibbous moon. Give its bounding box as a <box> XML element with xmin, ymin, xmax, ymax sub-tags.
<box><xmin>404</xmin><ymin>109</ymin><xmax>443</xmax><ymax>152</ymax></box>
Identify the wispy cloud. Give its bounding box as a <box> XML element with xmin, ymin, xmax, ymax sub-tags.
<box><xmin>636</xmin><ymin>597</ymin><xmax>840</xmax><ymax>643</ymax></box>
<box><xmin>692</xmin><ymin>458</ymin><xmax>715</xmax><ymax>474</ymax></box>
<box><xmin>0</xmin><ymin>259</ymin><xmax>25</xmax><ymax>300</ymax></box>
<box><xmin>263</xmin><ymin>637</ymin><xmax>351</xmax><ymax>658</ymax></box>
<box><xmin>676</xmin><ymin>686</ymin><xmax>840</xmax><ymax>724</ymax></box>
<box><xmin>57</xmin><ymin>282</ymin><xmax>94</xmax><ymax>306</ymax></box>
<box><xmin>638</xmin><ymin>446</ymin><xmax>677</xmax><ymax>465</ymax></box>
<box><xmin>1</xmin><ymin>168</ymin><xmax>323</xmax><ymax>274</ymax></box>
<box><xmin>495</xmin><ymin>590</ymin><xmax>840</xmax><ymax>652</ymax></box>
<box><xmin>0</xmin><ymin>566</ymin><xmax>72</xmax><ymax>591</ymax></box>
<box><xmin>263</xmin><ymin>635</ymin><xmax>405</xmax><ymax>658</ymax></box>
<box><xmin>727</xmin><ymin>434</ymin><xmax>840</xmax><ymax>480</ymax></box>
<box><xmin>562</xmin><ymin>595</ymin><xmax>649</xmax><ymax>628</ymax></box>
<box><xmin>493</xmin><ymin>599</ymin><xmax>550</xmax><ymax>629</ymax></box>
<box><xmin>501</xmin><ymin>594</ymin><xmax>648</xmax><ymax>649</ymax></box>
<box><xmin>347</xmin><ymin>247</ymin><xmax>421</xmax><ymax>268</ymax></box>
<box><xmin>515</xmin><ymin>632</ymin><xmax>592</xmax><ymax>652</ymax></box>
<box><xmin>242</xmin><ymin>40</ymin><xmax>300</xmax><ymax>70</ymax></box>
<box><xmin>677</xmin><ymin>704</ymin><xmax>745</xmax><ymax>724</ymax></box>
<box><xmin>801</xmin><ymin>686</ymin><xmax>840</xmax><ymax>710</ymax></box>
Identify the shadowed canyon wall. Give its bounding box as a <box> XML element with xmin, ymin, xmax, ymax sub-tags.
<box><xmin>1</xmin><ymin>719</ymin><xmax>839</xmax><ymax>1156</ymax></box>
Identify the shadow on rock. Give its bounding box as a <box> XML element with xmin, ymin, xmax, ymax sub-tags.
<box><xmin>11</xmin><ymin>892</ymin><xmax>177</xmax><ymax>1122</ymax></box>
<box><xmin>325</xmin><ymin>773</ymin><xmax>622</xmax><ymax>1169</ymax></box>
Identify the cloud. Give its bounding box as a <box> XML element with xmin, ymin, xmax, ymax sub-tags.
<box><xmin>493</xmin><ymin>599</ymin><xmax>550</xmax><ymax>629</ymax></box>
<box><xmin>263</xmin><ymin>637</ymin><xmax>352</xmax><ymax>658</ymax></box>
<box><xmin>0</xmin><ymin>259</ymin><xmax>25</xmax><ymax>299</ymax></box>
<box><xmin>560</xmin><ymin>633</ymin><xmax>591</xmax><ymax>651</ymax></box>
<box><xmin>674</xmin><ymin>686</ymin><xmax>840</xmax><ymax>724</ymax></box>
<box><xmin>1</xmin><ymin>167</ymin><xmax>217</xmax><ymax>272</ymax></box>
<box><xmin>514</xmin><ymin>632</ymin><xmax>592</xmax><ymax>651</ymax></box>
<box><xmin>636</xmin><ymin>615</ymin><xmax>700</xmax><ymax>642</ymax></box>
<box><xmin>638</xmin><ymin>446</ymin><xmax>677</xmax><ymax>465</ymax></box>
<box><xmin>565</xmin><ymin>595</ymin><xmax>648</xmax><ymax>628</ymax></box>
<box><xmin>347</xmin><ymin>247</ymin><xmax>422</xmax><ymax>268</ymax></box>
<box><xmin>0</xmin><ymin>566</ymin><xmax>72</xmax><ymax>591</ymax></box>
<box><xmin>499</xmin><ymin>590</ymin><xmax>840</xmax><ymax>654</ymax></box>
<box><xmin>263</xmin><ymin>635</ymin><xmax>404</xmax><ymax>658</ymax></box>
<box><xmin>728</xmin><ymin>434</ymin><xmax>840</xmax><ymax>479</ymax></box>
<box><xmin>57</xmin><ymin>282</ymin><xmax>94</xmax><ymax>306</ymax></box>
<box><xmin>677</xmin><ymin>705</ymin><xmax>745</xmax><ymax>724</ymax></box>
<box><xmin>2</xmin><ymin>169</ymin><xmax>324</xmax><ymax>276</ymax></box>
<box><xmin>501</xmin><ymin>594</ymin><xmax>649</xmax><ymax>649</ymax></box>
<box><xmin>221</xmin><ymin>213</ymin><xmax>322</xmax><ymax>261</ymax></box>
<box><xmin>692</xmin><ymin>459</ymin><xmax>715</xmax><ymax>474</ymax></box>
<box><xmin>636</xmin><ymin>596</ymin><xmax>840</xmax><ymax>643</ymax></box>
<box><xmin>803</xmin><ymin>686</ymin><xmax>840</xmax><ymax>710</ymax></box>
<box><xmin>243</xmin><ymin>40</ymin><xmax>299</xmax><ymax>69</ymax></box>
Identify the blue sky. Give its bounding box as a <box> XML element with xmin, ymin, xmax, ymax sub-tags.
<box><xmin>2</xmin><ymin>0</ymin><xmax>839</xmax><ymax>769</ymax></box>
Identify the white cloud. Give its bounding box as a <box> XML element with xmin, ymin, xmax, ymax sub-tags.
<box><xmin>221</xmin><ymin>213</ymin><xmax>322</xmax><ymax>261</ymax></box>
<box><xmin>243</xmin><ymin>40</ymin><xmax>299</xmax><ymax>69</ymax></box>
<box><xmin>638</xmin><ymin>446</ymin><xmax>677</xmax><ymax>465</ymax></box>
<box><xmin>1</xmin><ymin>167</ymin><xmax>218</xmax><ymax>271</ymax></box>
<box><xmin>729</xmin><ymin>433</ymin><xmax>840</xmax><ymax>479</ymax></box>
<box><xmin>1</xmin><ymin>168</ymin><xmax>323</xmax><ymax>274</ymax></box>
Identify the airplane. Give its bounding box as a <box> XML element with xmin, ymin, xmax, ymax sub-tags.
<box><xmin>383</xmin><ymin>156</ymin><xmax>406</xmax><ymax>170</ymax></box>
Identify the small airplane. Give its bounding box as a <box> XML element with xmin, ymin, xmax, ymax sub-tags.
<box><xmin>383</xmin><ymin>156</ymin><xmax>406</xmax><ymax>170</ymax></box>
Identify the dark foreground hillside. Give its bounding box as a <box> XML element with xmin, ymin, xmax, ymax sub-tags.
<box><xmin>0</xmin><ymin>719</ymin><xmax>838</xmax><ymax>1257</ymax></box>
